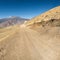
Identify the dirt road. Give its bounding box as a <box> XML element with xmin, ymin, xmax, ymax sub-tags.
<box><xmin>0</xmin><ymin>26</ymin><xmax>60</xmax><ymax>60</ymax></box>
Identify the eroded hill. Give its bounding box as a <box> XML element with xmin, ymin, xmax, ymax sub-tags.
<box><xmin>26</xmin><ymin>6</ymin><xmax>60</xmax><ymax>26</ymax></box>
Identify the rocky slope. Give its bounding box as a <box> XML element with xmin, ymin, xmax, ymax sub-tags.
<box><xmin>26</xmin><ymin>6</ymin><xmax>60</xmax><ymax>26</ymax></box>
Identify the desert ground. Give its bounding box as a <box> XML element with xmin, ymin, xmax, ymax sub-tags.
<box><xmin>0</xmin><ymin>25</ymin><xmax>60</xmax><ymax>60</ymax></box>
<box><xmin>0</xmin><ymin>6</ymin><xmax>60</xmax><ymax>60</ymax></box>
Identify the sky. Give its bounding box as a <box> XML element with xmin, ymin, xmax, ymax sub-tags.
<box><xmin>0</xmin><ymin>0</ymin><xmax>60</xmax><ymax>19</ymax></box>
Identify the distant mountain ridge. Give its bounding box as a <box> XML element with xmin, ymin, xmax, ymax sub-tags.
<box><xmin>0</xmin><ymin>16</ymin><xmax>29</xmax><ymax>27</ymax></box>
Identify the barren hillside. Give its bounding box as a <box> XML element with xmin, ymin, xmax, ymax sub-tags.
<box><xmin>0</xmin><ymin>6</ymin><xmax>60</xmax><ymax>60</ymax></box>
<box><xmin>26</xmin><ymin>6</ymin><xmax>60</xmax><ymax>26</ymax></box>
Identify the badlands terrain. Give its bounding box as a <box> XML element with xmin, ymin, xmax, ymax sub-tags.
<box><xmin>0</xmin><ymin>6</ymin><xmax>60</xmax><ymax>60</ymax></box>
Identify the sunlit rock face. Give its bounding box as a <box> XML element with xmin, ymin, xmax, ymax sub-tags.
<box><xmin>26</xmin><ymin>6</ymin><xmax>60</xmax><ymax>26</ymax></box>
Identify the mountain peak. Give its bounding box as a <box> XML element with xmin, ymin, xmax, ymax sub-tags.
<box><xmin>8</xmin><ymin>16</ymin><xmax>20</xmax><ymax>18</ymax></box>
<box><xmin>0</xmin><ymin>16</ymin><xmax>29</xmax><ymax>27</ymax></box>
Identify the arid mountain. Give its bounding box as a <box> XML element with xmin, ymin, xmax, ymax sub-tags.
<box><xmin>0</xmin><ymin>16</ymin><xmax>29</xmax><ymax>27</ymax></box>
<box><xmin>0</xmin><ymin>6</ymin><xmax>60</xmax><ymax>60</ymax></box>
<box><xmin>26</xmin><ymin>6</ymin><xmax>60</xmax><ymax>26</ymax></box>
